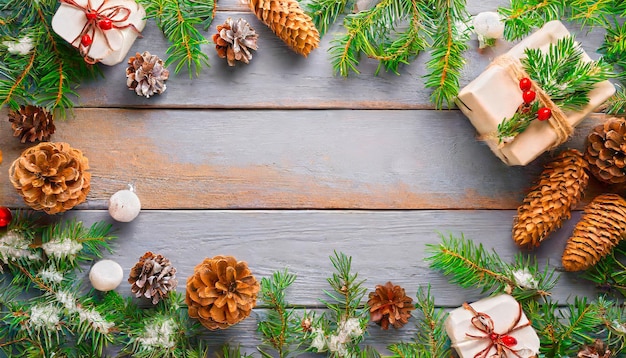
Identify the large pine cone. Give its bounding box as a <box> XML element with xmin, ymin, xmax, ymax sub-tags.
<box><xmin>8</xmin><ymin>105</ymin><xmax>55</xmax><ymax>143</ymax></box>
<box><xmin>562</xmin><ymin>193</ymin><xmax>626</xmax><ymax>272</ymax></box>
<box><xmin>213</xmin><ymin>17</ymin><xmax>259</xmax><ymax>66</ymax></box>
<box><xmin>368</xmin><ymin>281</ymin><xmax>414</xmax><ymax>330</ymax></box>
<box><xmin>128</xmin><ymin>252</ymin><xmax>178</xmax><ymax>304</ymax></box>
<box><xmin>585</xmin><ymin>117</ymin><xmax>626</xmax><ymax>185</ymax></box>
<box><xmin>9</xmin><ymin>142</ymin><xmax>90</xmax><ymax>214</ymax></box>
<box><xmin>513</xmin><ymin>149</ymin><xmax>589</xmax><ymax>249</ymax></box>
<box><xmin>126</xmin><ymin>51</ymin><xmax>169</xmax><ymax>98</ymax></box>
<box><xmin>249</xmin><ymin>0</ymin><xmax>319</xmax><ymax>56</ymax></box>
<box><xmin>186</xmin><ymin>255</ymin><xmax>260</xmax><ymax>330</ymax></box>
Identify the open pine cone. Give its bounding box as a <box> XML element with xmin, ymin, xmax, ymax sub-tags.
<box><xmin>128</xmin><ymin>252</ymin><xmax>178</xmax><ymax>304</ymax></box>
<box><xmin>585</xmin><ymin>117</ymin><xmax>626</xmax><ymax>185</ymax></box>
<box><xmin>126</xmin><ymin>51</ymin><xmax>169</xmax><ymax>98</ymax></box>
<box><xmin>8</xmin><ymin>105</ymin><xmax>55</xmax><ymax>143</ymax></box>
<box><xmin>9</xmin><ymin>142</ymin><xmax>90</xmax><ymax>214</ymax></box>
<box><xmin>186</xmin><ymin>255</ymin><xmax>260</xmax><ymax>330</ymax></box>
<box><xmin>213</xmin><ymin>17</ymin><xmax>259</xmax><ymax>66</ymax></box>
<box><xmin>368</xmin><ymin>281</ymin><xmax>414</xmax><ymax>330</ymax></box>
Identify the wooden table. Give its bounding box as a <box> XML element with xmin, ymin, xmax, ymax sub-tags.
<box><xmin>0</xmin><ymin>0</ymin><xmax>612</xmax><ymax>354</ymax></box>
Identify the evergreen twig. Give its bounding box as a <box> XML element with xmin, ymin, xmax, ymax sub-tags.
<box><xmin>498</xmin><ymin>0</ymin><xmax>565</xmax><ymax>41</ymax></box>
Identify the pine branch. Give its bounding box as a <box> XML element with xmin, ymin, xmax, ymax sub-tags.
<box><xmin>323</xmin><ymin>251</ymin><xmax>367</xmax><ymax>321</ymax></box>
<box><xmin>498</xmin><ymin>0</ymin><xmax>565</xmax><ymax>41</ymax></box>
<box><xmin>567</xmin><ymin>0</ymin><xmax>615</xmax><ymax>28</ymax></box>
<box><xmin>604</xmin><ymin>86</ymin><xmax>626</xmax><ymax>115</ymax></box>
<box><xmin>305</xmin><ymin>0</ymin><xmax>350</xmax><ymax>37</ymax></box>
<box><xmin>581</xmin><ymin>240</ymin><xmax>626</xmax><ymax>297</ymax></box>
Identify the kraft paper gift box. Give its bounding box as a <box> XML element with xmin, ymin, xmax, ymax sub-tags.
<box><xmin>52</xmin><ymin>0</ymin><xmax>146</xmax><ymax>66</ymax></box>
<box><xmin>456</xmin><ymin>20</ymin><xmax>615</xmax><ymax>166</ymax></box>
<box><xmin>445</xmin><ymin>294</ymin><xmax>540</xmax><ymax>358</ymax></box>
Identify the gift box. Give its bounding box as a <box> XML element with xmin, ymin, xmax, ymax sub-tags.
<box><xmin>52</xmin><ymin>0</ymin><xmax>146</xmax><ymax>66</ymax></box>
<box><xmin>445</xmin><ymin>294</ymin><xmax>540</xmax><ymax>358</ymax></box>
<box><xmin>456</xmin><ymin>21</ymin><xmax>615</xmax><ymax>166</ymax></box>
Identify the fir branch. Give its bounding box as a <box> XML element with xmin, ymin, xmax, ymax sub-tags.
<box><xmin>138</xmin><ymin>0</ymin><xmax>213</xmax><ymax>77</ymax></box>
<box><xmin>305</xmin><ymin>0</ymin><xmax>350</xmax><ymax>37</ymax></box>
<box><xmin>605</xmin><ymin>86</ymin><xmax>626</xmax><ymax>115</ymax></box>
<box><xmin>218</xmin><ymin>344</ymin><xmax>255</xmax><ymax>358</ymax></box>
<box><xmin>581</xmin><ymin>241</ymin><xmax>626</xmax><ymax>296</ymax></box>
<box><xmin>599</xmin><ymin>19</ymin><xmax>626</xmax><ymax>75</ymax></box>
<box><xmin>323</xmin><ymin>251</ymin><xmax>367</xmax><ymax>321</ymax></box>
<box><xmin>498</xmin><ymin>0</ymin><xmax>565</xmax><ymax>41</ymax></box>
<box><xmin>567</xmin><ymin>0</ymin><xmax>615</xmax><ymax>29</ymax></box>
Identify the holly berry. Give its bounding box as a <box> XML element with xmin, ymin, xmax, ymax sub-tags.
<box><xmin>537</xmin><ymin>107</ymin><xmax>552</xmax><ymax>121</ymax></box>
<box><xmin>85</xmin><ymin>12</ymin><xmax>98</xmax><ymax>21</ymax></box>
<box><xmin>522</xmin><ymin>90</ymin><xmax>536</xmax><ymax>104</ymax></box>
<box><xmin>81</xmin><ymin>34</ymin><xmax>93</xmax><ymax>47</ymax></box>
<box><xmin>98</xmin><ymin>18</ymin><xmax>112</xmax><ymax>30</ymax></box>
<box><xmin>0</xmin><ymin>206</ymin><xmax>12</xmax><ymax>228</ymax></box>
<box><xmin>519</xmin><ymin>77</ymin><xmax>532</xmax><ymax>91</ymax></box>
<box><xmin>501</xmin><ymin>335</ymin><xmax>517</xmax><ymax>347</ymax></box>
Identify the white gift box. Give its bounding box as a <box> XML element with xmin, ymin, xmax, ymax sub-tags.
<box><xmin>456</xmin><ymin>21</ymin><xmax>615</xmax><ymax>166</ymax></box>
<box><xmin>52</xmin><ymin>0</ymin><xmax>146</xmax><ymax>65</ymax></box>
<box><xmin>445</xmin><ymin>294</ymin><xmax>540</xmax><ymax>358</ymax></box>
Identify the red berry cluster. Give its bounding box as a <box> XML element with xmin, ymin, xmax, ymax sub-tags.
<box><xmin>519</xmin><ymin>77</ymin><xmax>552</xmax><ymax>121</ymax></box>
<box><xmin>0</xmin><ymin>206</ymin><xmax>11</xmax><ymax>228</ymax></box>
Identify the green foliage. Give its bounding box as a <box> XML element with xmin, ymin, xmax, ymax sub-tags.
<box><xmin>599</xmin><ymin>19</ymin><xmax>626</xmax><ymax>75</ymax></box>
<box><xmin>306</xmin><ymin>0</ymin><xmax>350</xmax><ymax>37</ymax></box>
<box><xmin>498</xmin><ymin>0</ymin><xmax>565</xmax><ymax>41</ymax></box>
<box><xmin>582</xmin><ymin>240</ymin><xmax>626</xmax><ymax>297</ymax></box>
<box><xmin>218</xmin><ymin>344</ymin><xmax>255</xmax><ymax>358</ymax></box>
<box><xmin>138</xmin><ymin>0</ymin><xmax>213</xmax><ymax>77</ymax></box>
<box><xmin>605</xmin><ymin>86</ymin><xmax>626</xmax><ymax>115</ymax></box>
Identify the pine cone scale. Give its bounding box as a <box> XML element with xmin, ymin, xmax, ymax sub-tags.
<box><xmin>8</xmin><ymin>105</ymin><xmax>55</xmax><ymax>143</ymax></box>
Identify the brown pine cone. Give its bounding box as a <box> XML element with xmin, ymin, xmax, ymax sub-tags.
<box><xmin>577</xmin><ymin>339</ymin><xmax>611</xmax><ymax>358</ymax></box>
<box><xmin>126</xmin><ymin>51</ymin><xmax>169</xmax><ymax>98</ymax></box>
<box><xmin>186</xmin><ymin>255</ymin><xmax>260</xmax><ymax>330</ymax></box>
<box><xmin>9</xmin><ymin>142</ymin><xmax>90</xmax><ymax>214</ymax></box>
<box><xmin>368</xmin><ymin>281</ymin><xmax>414</xmax><ymax>330</ymax></box>
<box><xmin>249</xmin><ymin>0</ymin><xmax>319</xmax><ymax>56</ymax></box>
<box><xmin>562</xmin><ymin>193</ymin><xmax>626</xmax><ymax>272</ymax></box>
<box><xmin>128</xmin><ymin>252</ymin><xmax>178</xmax><ymax>304</ymax></box>
<box><xmin>8</xmin><ymin>105</ymin><xmax>55</xmax><ymax>143</ymax></box>
<box><xmin>213</xmin><ymin>17</ymin><xmax>259</xmax><ymax>66</ymax></box>
<box><xmin>513</xmin><ymin>149</ymin><xmax>589</xmax><ymax>249</ymax></box>
<box><xmin>585</xmin><ymin>117</ymin><xmax>626</xmax><ymax>185</ymax></box>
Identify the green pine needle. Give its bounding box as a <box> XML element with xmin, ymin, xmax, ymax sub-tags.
<box><xmin>498</xmin><ymin>0</ymin><xmax>565</xmax><ymax>41</ymax></box>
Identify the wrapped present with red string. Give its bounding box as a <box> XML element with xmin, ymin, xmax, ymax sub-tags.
<box><xmin>445</xmin><ymin>294</ymin><xmax>540</xmax><ymax>358</ymax></box>
<box><xmin>52</xmin><ymin>0</ymin><xmax>146</xmax><ymax>65</ymax></box>
<box><xmin>457</xmin><ymin>21</ymin><xmax>615</xmax><ymax>166</ymax></box>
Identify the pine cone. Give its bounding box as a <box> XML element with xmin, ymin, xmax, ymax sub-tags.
<box><xmin>367</xmin><ymin>281</ymin><xmax>414</xmax><ymax>330</ymax></box>
<box><xmin>8</xmin><ymin>105</ymin><xmax>55</xmax><ymax>143</ymax></box>
<box><xmin>585</xmin><ymin>117</ymin><xmax>626</xmax><ymax>185</ymax></box>
<box><xmin>128</xmin><ymin>252</ymin><xmax>178</xmax><ymax>304</ymax></box>
<box><xmin>249</xmin><ymin>0</ymin><xmax>319</xmax><ymax>56</ymax></box>
<box><xmin>213</xmin><ymin>17</ymin><xmax>259</xmax><ymax>66</ymax></box>
<box><xmin>562</xmin><ymin>193</ymin><xmax>626</xmax><ymax>272</ymax></box>
<box><xmin>9</xmin><ymin>142</ymin><xmax>90</xmax><ymax>214</ymax></box>
<box><xmin>577</xmin><ymin>339</ymin><xmax>611</xmax><ymax>358</ymax></box>
<box><xmin>513</xmin><ymin>149</ymin><xmax>589</xmax><ymax>249</ymax></box>
<box><xmin>186</xmin><ymin>255</ymin><xmax>260</xmax><ymax>330</ymax></box>
<box><xmin>126</xmin><ymin>51</ymin><xmax>169</xmax><ymax>98</ymax></box>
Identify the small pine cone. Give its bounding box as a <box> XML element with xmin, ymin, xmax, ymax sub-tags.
<box><xmin>128</xmin><ymin>252</ymin><xmax>178</xmax><ymax>304</ymax></box>
<box><xmin>9</xmin><ymin>142</ymin><xmax>90</xmax><ymax>214</ymax></box>
<box><xmin>513</xmin><ymin>149</ymin><xmax>589</xmax><ymax>249</ymax></box>
<box><xmin>249</xmin><ymin>0</ymin><xmax>320</xmax><ymax>56</ymax></box>
<box><xmin>585</xmin><ymin>117</ymin><xmax>626</xmax><ymax>185</ymax></box>
<box><xmin>367</xmin><ymin>281</ymin><xmax>414</xmax><ymax>330</ymax></box>
<box><xmin>213</xmin><ymin>17</ymin><xmax>259</xmax><ymax>66</ymax></box>
<box><xmin>126</xmin><ymin>51</ymin><xmax>169</xmax><ymax>98</ymax></box>
<box><xmin>562</xmin><ymin>193</ymin><xmax>626</xmax><ymax>272</ymax></box>
<box><xmin>577</xmin><ymin>339</ymin><xmax>611</xmax><ymax>358</ymax></box>
<box><xmin>186</xmin><ymin>255</ymin><xmax>260</xmax><ymax>330</ymax></box>
<box><xmin>8</xmin><ymin>105</ymin><xmax>55</xmax><ymax>143</ymax></box>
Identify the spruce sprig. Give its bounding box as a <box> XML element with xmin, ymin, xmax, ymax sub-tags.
<box><xmin>581</xmin><ymin>240</ymin><xmax>626</xmax><ymax>297</ymax></box>
<box><xmin>305</xmin><ymin>0</ymin><xmax>350</xmax><ymax>37</ymax></box>
<box><xmin>498</xmin><ymin>0</ymin><xmax>565</xmax><ymax>41</ymax></box>
<box><xmin>138</xmin><ymin>0</ymin><xmax>213</xmax><ymax>77</ymax></box>
<box><xmin>567</xmin><ymin>0</ymin><xmax>616</xmax><ymax>29</ymax></box>
<box><xmin>599</xmin><ymin>20</ymin><xmax>626</xmax><ymax>74</ymax></box>
<box><xmin>605</xmin><ymin>86</ymin><xmax>626</xmax><ymax>115</ymax></box>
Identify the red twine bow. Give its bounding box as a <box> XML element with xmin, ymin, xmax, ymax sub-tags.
<box><xmin>60</xmin><ymin>0</ymin><xmax>142</xmax><ymax>64</ymax></box>
<box><xmin>463</xmin><ymin>302</ymin><xmax>531</xmax><ymax>358</ymax></box>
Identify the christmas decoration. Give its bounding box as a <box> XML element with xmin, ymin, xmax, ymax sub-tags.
<box><xmin>248</xmin><ymin>0</ymin><xmax>320</xmax><ymax>56</ymax></box>
<box><xmin>89</xmin><ymin>259</ymin><xmax>124</xmax><ymax>291</ymax></box>
<box><xmin>9</xmin><ymin>142</ymin><xmax>91</xmax><ymax>214</ymax></box>
<box><xmin>472</xmin><ymin>11</ymin><xmax>505</xmax><ymax>49</ymax></box>
<box><xmin>51</xmin><ymin>0</ymin><xmax>147</xmax><ymax>65</ymax></box>
<box><xmin>512</xmin><ymin>149</ymin><xmax>589</xmax><ymax>249</ymax></box>
<box><xmin>0</xmin><ymin>207</ymin><xmax>12</xmax><ymax>228</ymax></box>
<box><xmin>562</xmin><ymin>193</ymin><xmax>626</xmax><ymax>272</ymax></box>
<box><xmin>108</xmin><ymin>187</ymin><xmax>141</xmax><ymax>222</ymax></box>
<box><xmin>445</xmin><ymin>294</ymin><xmax>540</xmax><ymax>358</ymax></box>
<box><xmin>213</xmin><ymin>18</ymin><xmax>259</xmax><ymax>66</ymax></box>
<box><xmin>126</xmin><ymin>51</ymin><xmax>170</xmax><ymax>98</ymax></box>
<box><xmin>186</xmin><ymin>255</ymin><xmax>260</xmax><ymax>330</ymax></box>
<box><xmin>457</xmin><ymin>21</ymin><xmax>615</xmax><ymax>166</ymax></box>
<box><xmin>585</xmin><ymin>117</ymin><xmax>626</xmax><ymax>185</ymax></box>
<box><xmin>577</xmin><ymin>339</ymin><xmax>611</xmax><ymax>358</ymax></box>
<box><xmin>128</xmin><ymin>252</ymin><xmax>178</xmax><ymax>305</ymax></box>
<box><xmin>8</xmin><ymin>105</ymin><xmax>56</xmax><ymax>143</ymax></box>
<box><xmin>367</xmin><ymin>281</ymin><xmax>414</xmax><ymax>330</ymax></box>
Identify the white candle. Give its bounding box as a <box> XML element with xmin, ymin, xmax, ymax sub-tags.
<box><xmin>109</xmin><ymin>189</ymin><xmax>141</xmax><ymax>222</ymax></box>
<box><xmin>89</xmin><ymin>259</ymin><xmax>124</xmax><ymax>291</ymax></box>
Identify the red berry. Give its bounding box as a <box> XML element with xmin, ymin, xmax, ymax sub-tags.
<box><xmin>85</xmin><ymin>12</ymin><xmax>98</xmax><ymax>21</ymax></box>
<box><xmin>0</xmin><ymin>206</ymin><xmax>12</xmax><ymax>228</ymax></box>
<box><xmin>98</xmin><ymin>19</ymin><xmax>112</xmax><ymax>30</ymax></box>
<box><xmin>537</xmin><ymin>107</ymin><xmax>552</xmax><ymax>121</ymax></box>
<box><xmin>81</xmin><ymin>34</ymin><xmax>92</xmax><ymax>47</ymax></box>
<box><xmin>522</xmin><ymin>90</ymin><xmax>536</xmax><ymax>104</ymax></box>
<box><xmin>519</xmin><ymin>77</ymin><xmax>532</xmax><ymax>91</ymax></box>
<box><xmin>501</xmin><ymin>335</ymin><xmax>517</xmax><ymax>347</ymax></box>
